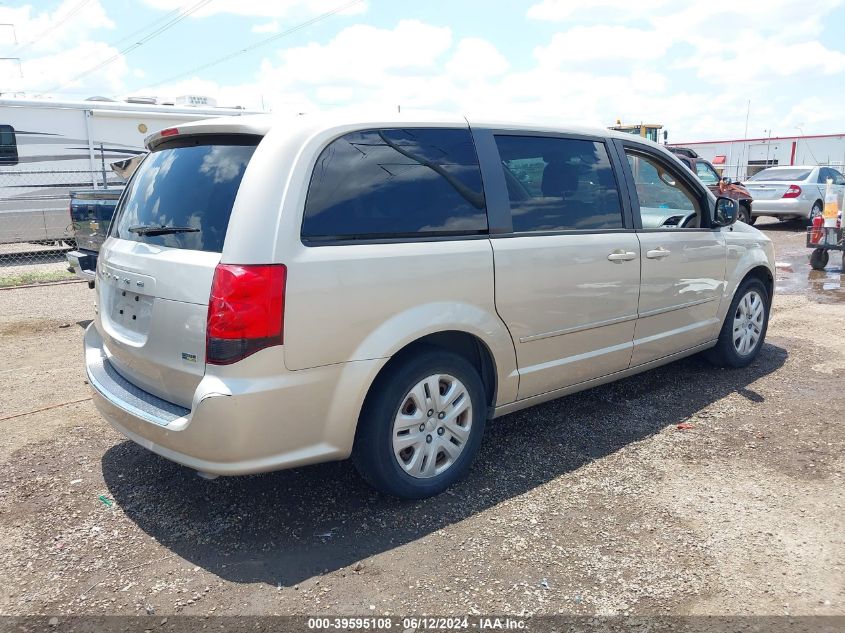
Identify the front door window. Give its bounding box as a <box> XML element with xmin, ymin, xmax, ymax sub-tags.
<box><xmin>626</xmin><ymin>151</ymin><xmax>704</xmax><ymax>229</ymax></box>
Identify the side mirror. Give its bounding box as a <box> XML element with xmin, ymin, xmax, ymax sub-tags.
<box><xmin>721</xmin><ymin>176</ymin><xmax>732</xmax><ymax>185</ymax></box>
<box><xmin>714</xmin><ymin>196</ymin><xmax>738</xmax><ymax>227</ymax></box>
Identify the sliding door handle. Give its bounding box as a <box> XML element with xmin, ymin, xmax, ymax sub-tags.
<box><xmin>646</xmin><ymin>247</ymin><xmax>671</xmax><ymax>259</ymax></box>
<box><xmin>607</xmin><ymin>250</ymin><xmax>638</xmax><ymax>262</ymax></box>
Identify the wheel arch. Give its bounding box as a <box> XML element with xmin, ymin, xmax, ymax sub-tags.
<box><xmin>363</xmin><ymin>330</ymin><xmax>500</xmax><ymax>418</ymax></box>
<box><xmin>740</xmin><ymin>265</ymin><xmax>774</xmax><ymax>305</ymax></box>
<box><xmin>720</xmin><ymin>237</ymin><xmax>776</xmax><ymax>326</ymax></box>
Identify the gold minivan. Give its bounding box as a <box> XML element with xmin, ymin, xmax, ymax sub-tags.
<box><xmin>84</xmin><ymin>112</ymin><xmax>775</xmax><ymax>499</ymax></box>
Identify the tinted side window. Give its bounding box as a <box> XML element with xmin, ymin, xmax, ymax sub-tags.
<box><xmin>831</xmin><ymin>169</ymin><xmax>845</xmax><ymax>185</ymax></box>
<box><xmin>0</xmin><ymin>125</ymin><xmax>18</xmax><ymax>165</ymax></box>
<box><xmin>818</xmin><ymin>168</ymin><xmax>831</xmax><ymax>184</ymax></box>
<box><xmin>302</xmin><ymin>128</ymin><xmax>487</xmax><ymax>241</ymax></box>
<box><xmin>494</xmin><ymin>135</ymin><xmax>623</xmax><ymax>232</ymax></box>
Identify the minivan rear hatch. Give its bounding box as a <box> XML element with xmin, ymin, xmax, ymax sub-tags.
<box><xmin>96</xmin><ymin>134</ymin><xmax>260</xmax><ymax>408</ymax></box>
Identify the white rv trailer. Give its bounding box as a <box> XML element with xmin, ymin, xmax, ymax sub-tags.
<box><xmin>0</xmin><ymin>96</ymin><xmax>260</xmax><ymax>245</ymax></box>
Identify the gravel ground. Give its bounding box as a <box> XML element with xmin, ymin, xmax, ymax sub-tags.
<box><xmin>0</xmin><ymin>220</ymin><xmax>843</xmax><ymax>617</ymax></box>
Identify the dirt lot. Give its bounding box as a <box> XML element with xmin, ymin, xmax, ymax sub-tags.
<box><xmin>0</xmin><ymin>219</ymin><xmax>843</xmax><ymax>617</ymax></box>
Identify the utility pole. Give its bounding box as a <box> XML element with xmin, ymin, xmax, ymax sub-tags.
<box><xmin>764</xmin><ymin>128</ymin><xmax>772</xmax><ymax>166</ymax></box>
<box><xmin>738</xmin><ymin>99</ymin><xmax>750</xmax><ymax>180</ymax></box>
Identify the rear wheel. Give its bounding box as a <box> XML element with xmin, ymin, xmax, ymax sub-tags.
<box><xmin>808</xmin><ymin>201</ymin><xmax>823</xmax><ymax>225</ymax></box>
<box><xmin>352</xmin><ymin>349</ymin><xmax>487</xmax><ymax>499</ymax></box>
<box><xmin>705</xmin><ymin>278</ymin><xmax>770</xmax><ymax>368</ymax></box>
<box><xmin>810</xmin><ymin>248</ymin><xmax>829</xmax><ymax>270</ymax></box>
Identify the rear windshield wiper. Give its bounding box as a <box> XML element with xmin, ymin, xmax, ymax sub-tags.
<box><xmin>128</xmin><ymin>224</ymin><xmax>200</xmax><ymax>236</ymax></box>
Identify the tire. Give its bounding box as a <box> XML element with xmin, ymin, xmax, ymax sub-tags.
<box><xmin>810</xmin><ymin>248</ymin><xmax>829</xmax><ymax>270</ymax></box>
<box><xmin>737</xmin><ymin>204</ymin><xmax>752</xmax><ymax>225</ymax></box>
<box><xmin>705</xmin><ymin>278</ymin><xmax>770</xmax><ymax>368</ymax></box>
<box><xmin>808</xmin><ymin>201</ymin><xmax>823</xmax><ymax>225</ymax></box>
<box><xmin>352</xmin><ymin>348</ymin><xmax>487</xmax><ymax>499</ymax></box>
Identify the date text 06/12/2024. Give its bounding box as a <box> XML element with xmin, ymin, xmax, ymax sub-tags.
<box><xmin>306</xmin><ymin>617</ymin><xmax>527</xmax><ymax>630</ymax></box>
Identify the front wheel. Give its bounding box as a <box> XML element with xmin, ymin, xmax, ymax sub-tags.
<box><xmin>705</xmin><ymin>278</ymin><xmax>770</xmax><ymax>368</ymax></box>
<box><xmin>352</xmin><ymin>348</ymin><xmax>487</xmax><ymax>499</ymax></box>
<box><xmin>737</xmin><ymin>204</ymin><xmax>753</xmax><ymax>225</ymax></box>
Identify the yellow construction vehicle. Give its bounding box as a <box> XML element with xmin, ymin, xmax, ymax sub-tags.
<box><xmin>609</xmin><ymin>120</ymin><xmax>664</xmax><ymax>143</ymax></box>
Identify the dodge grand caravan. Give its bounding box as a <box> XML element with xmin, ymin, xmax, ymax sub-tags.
<box><xmin>85</xmin><ymin>112</ymin><xmax>775</xmax><ymax>499</ymax></box>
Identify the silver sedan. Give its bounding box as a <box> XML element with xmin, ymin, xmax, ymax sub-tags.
<box><xmin>744</xmin><ymin>165</ymin><xmax>845</xmax><ymax>223</ymax></box>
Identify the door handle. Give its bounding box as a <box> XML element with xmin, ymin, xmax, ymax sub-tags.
<box><xmin>646</xmin><ymin>247</ymin><xmax>671</xmax><ymax>259</ymax></box>
<box><xmin>607</xmin><ymin>250</ymin><xmax>638</xmax><ymax>262</ymax></box>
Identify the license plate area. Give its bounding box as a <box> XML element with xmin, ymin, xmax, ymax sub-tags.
<box><xmin>99</xmin><ymin>265</ymin><xmax>157</xmax><ymax>343</ymax></box>
<box><xmin>109</xmin><ymin>287</ymin><xmax>154</xmax><ymax>334</ymax></box>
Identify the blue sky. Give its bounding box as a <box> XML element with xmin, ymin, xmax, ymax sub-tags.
<box><xmin>2</xmin><ymin>0</ymin><xmax>845</xmax><ymax>142</ymax></box>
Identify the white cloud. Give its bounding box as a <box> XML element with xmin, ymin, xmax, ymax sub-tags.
<box><xmin>535</xmin><ymin>26</ymin><xmax>670</xmax><ymax>66</ymax></box>
<box><xmin>252</xmin><ymin>20</ymin><xmax>279</xmax><ymax>34</ymax></box>
<box><xmin>0</xmin><ymin>1</ymin><xmax>124</xmax><ymax>95</ymax></box>
<box><xmin>0</xmin><ymin>0</ymin><xmax>113</xmax><ymax>54</ymax></box>
<box><xmin>262</xmin><ymin>20</ymin><xmax>452</xmax><ymax>88</ymax></box>
<box><xmin>527</xmin><ymin>0</ymin><xmax>670</xmax><ymax>21</ymax></box>
<box><xmin>140</xmin><ymin>0</ymin><xmax>368</xmax><ymax>19</ymax></box>
<box><xmin>4</xmin><ymin>0</ymin><xmax>844</xmax><ymax>144</ymax></box>
<box><xmin>445</xmin><ymin>38</ymin><xmax>509</xmax><ymax>80</ymax></box>
<box><xmin>21</xmin><ymin>41</ymin><xmax>129</xmax><ymax>95</ymax></box>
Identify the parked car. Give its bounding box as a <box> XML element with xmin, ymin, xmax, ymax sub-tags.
<box><xmin>743</xmin><ymin>165</ymin><xmax>845</xmax><ymax>223</ymax></box>
<box><xmin>84</xmin><ymin>113</ymin><xmax>775</xmax><ymax>499</ymax></box>
<box><xmin>669</xmin><ymin>147</ymin><xmax>755</xmax><ymax>224</ymax></box>
<box><xmin>66</xmin><ymin>188</ymin><xmax>124</xmax><ymax>287</ymax></box>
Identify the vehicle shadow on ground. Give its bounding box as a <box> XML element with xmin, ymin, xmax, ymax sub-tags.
<box><xmin>753</xmin><ymin>219</ymin><xmax>805</xmax><ymax>232</ymax></box>
<box><xmin>102</xmin><ymin>343</ymin><xmax>787</xmax><ymax>587</ymax></box>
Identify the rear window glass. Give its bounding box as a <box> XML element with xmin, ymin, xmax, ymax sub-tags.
<box><xmin>113</xmin><ymin>139</ymin><xmax>258</xmax><ymax>252</ymax></box>
<box><xmin>748</xmin><ymin>168</ymin><xmax>811</xmax><ymax>182</ymax></box>
<box><xmin>302</xmin><ymin>128</ymin><xmax>487</xmax><ymax>242</ymax></box>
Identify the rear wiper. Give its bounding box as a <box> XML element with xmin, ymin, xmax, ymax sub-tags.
<box><xmin>128</xmin><ymin>224</ymin><xmax>199</xmax><ymax>236</ymax></box>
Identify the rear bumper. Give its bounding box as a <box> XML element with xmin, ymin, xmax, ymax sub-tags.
<box><xmin>84</xmin><ymin>324</ymin><xmax>382</xmax><ymax>475</ymax></box>
<box><xmin>750</xmin><ymin>197</ymin><xmax>810</xmax><ymax>218</ymax></box>
<box><xmin>66</xmin><ymin>250</ymin><xmax>97</xmax><ymax>283</ymax></box>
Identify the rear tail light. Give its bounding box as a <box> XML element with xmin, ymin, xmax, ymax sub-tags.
<box><xmin>782</xmin><ymin>184</ymin><xmax>802</xmax><ymax>198</ymax></box>
<box><xmin>160</xmin><ymin>127</ymin><xmax>179</xmax><ymax>137</ymax></box>
<box><xmin>206</xmin><ymin>263</ymin><xmax>286</xmax><ymax>365</ymax></box>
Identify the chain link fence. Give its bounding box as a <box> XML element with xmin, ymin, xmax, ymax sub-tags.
<box><xmin>0</xmin><ymin>169</ymin><xmax>124</xmax><ymax>286</ymax></box>
<box><xmin>712</xmin><ymin>162</ymin><xmax>845</xmax><ymax>181</ymax></box>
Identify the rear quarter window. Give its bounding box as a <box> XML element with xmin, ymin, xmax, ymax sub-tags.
<box><xmin>301</xmin><ymin>128</ymin><xmax>487</xmax><ymax>242</ymax></box>
<box><xmin>112</xmin><ymin>137</ymin><xmax>259</xmax><ymax>253</ymax></box>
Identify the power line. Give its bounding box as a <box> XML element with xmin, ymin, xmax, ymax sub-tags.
<box><xmin>25</xmin><ymin>1</ymin><xmax>189</xmax><ymax>93</ymax></box>
<box><xmin>135</xmin><ymin>0</ymin><xmax>363</xmax><ymax>92</ymax></box>
<box><xmin>15</xmin><ymin>0</ymin><xmax>94</xmax><ymax>54</ymax></box>
<box><xmin>103</xmin><ymin>4</ymin><xmax>187</xmax><ymax>50</ymax></box>
<box><xmin>37</xmin><ymin>0</ymin><xmax>215</xmax><ymax>96</ymax></box>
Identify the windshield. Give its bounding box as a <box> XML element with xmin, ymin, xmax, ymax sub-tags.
<box><xmin>695</xmin><ymin>161</ymin><xmax>720</xmax><ymax>184</ymax></box>
<box><xmin>112</xmin><ymin>138</ymin><xmax>258</xmax><ymax>252</ymax></box>
<box><xmin>748</xmin><ymin>168</ymin><xmax>812</xmax><ymax>182</ymax></box>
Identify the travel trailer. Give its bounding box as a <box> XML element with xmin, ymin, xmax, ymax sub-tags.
<box><xmin>0</xmin><ymin>96</ymin><xmax>260</xmax><ymax>245</ymax></box>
